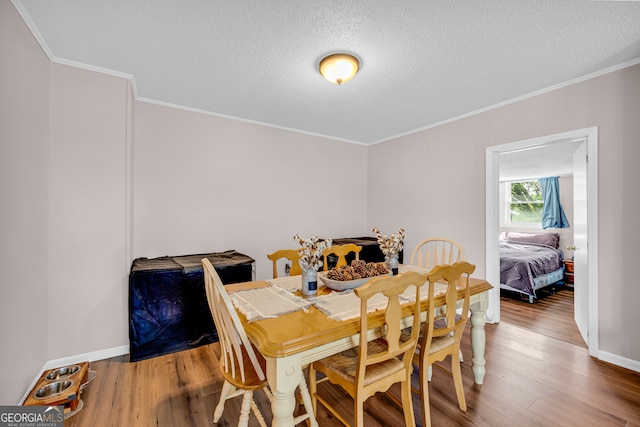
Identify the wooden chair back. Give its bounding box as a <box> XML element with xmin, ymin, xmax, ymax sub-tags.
<box><xmin>423</xmin><ymin>261</ymin><xmax>475</xmax><ymax>351</ymax></box>
<box><xmin>410</xmin><ymin>238</ymin><xmax>465</xmax><ymax>270</ymax></box>
<box><xmin>322</xmin><ymin>243</ymin><xmax>362</xmax><ymax>271</ymax></box>
<box><xmin>418</xmin><ymin>261</ymin><xmax>475</xmax><ymax>427</ymax></box>
<box><xmin>267</xmin><ymin>248</ymin><xmax>302</xmax><ymax>278</ymax></box>
<box><xmin>309</xmin><ymin>271</ymin><xmax>427</xmax><ymax>427</ymax></box>
<box><xmin>354</xmin><ymin>271</ymin><xmax>426</xmax><ymax>383</ymax></box>
<box><xmin>202</xmin><ymin>258</ymin><xmax>265</xmax><ymax>383</ymax></box>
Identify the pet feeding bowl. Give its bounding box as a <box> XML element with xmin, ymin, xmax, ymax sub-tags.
<box><xmin>34</xmin><ymin>380</ymin><xmax>74</xmax><ymax>399</ymax></box>
<box><xmin>45</xmin><ymin>365</ymin><xmax>80</xmax><ymax>381</ymax></box>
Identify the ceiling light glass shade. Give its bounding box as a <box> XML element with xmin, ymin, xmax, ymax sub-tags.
<box><xmin>319</xmin><ymin>53</ymin><xmax>359</xmax><ymax>85</ymax></box>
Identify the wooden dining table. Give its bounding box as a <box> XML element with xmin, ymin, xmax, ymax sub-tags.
<box><xmin>226</xmin><ymin>266</ymin><xmax>493</xmax><ymax>427</ymax></box>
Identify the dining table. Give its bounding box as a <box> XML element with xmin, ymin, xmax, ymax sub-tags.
<box><xmin>226</xmin><ymin>265</ymin><xmax>493</xmax><ymax>427</ymax></box>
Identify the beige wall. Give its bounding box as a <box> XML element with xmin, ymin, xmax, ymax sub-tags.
<box><xmin>0</xmin><ymin>1</ymin><xmax>50</xmax><ymax>404</ymax></box>
<box><xmin>368</xmin><ymin>64</ymin><xmax>640</xmax><ymax>363</ymax></box>
<box><xmin>133</xmin><ymin>102</ymin><xmax>368</xmax><ymax>280</ymax></box>
<box><xmin>47</xmin><ymin>63</ymin><xmax>131</xmax><ymax>359</ymax></box>
<box><xmin>1</xmin><ymin>3</ymin><xmax>367</xmax><ymax>400</ymax></box>
<box><xmin>3</xmin><ymin>0</ymin><xmax>639</xmax><ymax>404</ymax></box>
<box><xmin>368</xmin><ymin>114</ymin><xmax>489</xmax><ymax>272</ymax></box>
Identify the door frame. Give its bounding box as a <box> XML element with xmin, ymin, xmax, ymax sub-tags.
<box><xmin>485</xmin><ymin>127</ymin><xmax>599</xmax><ymax>356</ymax></box>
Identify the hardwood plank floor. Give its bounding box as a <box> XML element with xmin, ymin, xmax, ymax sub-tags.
<box><xmin>65</xmin><ymin>296</ymin><xmax>640</xmax><ymax>426</ymax></box>
<box><xmin>500</xmin><ymin>286</ymin><xmax>586</xmax><ymax>347</ymax></box>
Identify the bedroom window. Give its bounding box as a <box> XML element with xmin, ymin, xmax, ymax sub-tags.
<box><xmin>506</xmin><ymin>180</ymin><xmax>543</xmax><ymax>225</ymax></box>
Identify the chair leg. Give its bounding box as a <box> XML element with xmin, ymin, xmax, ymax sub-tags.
<box><xmin>420</xmin><ymin>360</ymin><xmax>432</xmax><ymax>427</ymax></box>
<box><xmin>296</xmin><ymin>374</ymin><xmax>319</xmax><ymax>427</ymax></box>
<box><xmin>250</xmin><ymin>397</ymin><xmax>269</xmax><ymax>427</ymax></box>
<box><xmin>214</xmin><ymin>381</ymin><xmax>234</xmax><ymax>422</ymax></box>
<box><xmin>239</xmin><ymin>390</ymin><xmax>253</xmax><ymax>427</ymax></box>
<box><xmin>308</xmin><ymin>364</ymin><xmax>317</xmax><ymax>416</ymax></box>
<box><xmin>262</xmin><ymin>384</ymin><xmax>273</xmax><ymax>403</ymax></box>
<box><xmin>354</xmin><ymin>396</ymin><xmax>365</xmax><ymax>427</ymax></box>
<box><xmin>401</xmin><ymin>377</ymin><xmax>417</xmax><ymax>427</ymax></box>
<box><xmin>451</xmin><ymin>348</ymin><xmax>467</xmax><ymax>411</ymax></box>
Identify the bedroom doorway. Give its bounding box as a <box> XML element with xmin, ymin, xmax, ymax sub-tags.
<box><xmin>485</xmin><ymin>127</ymin><xmax>599</xmax><ymax>357</ymax></box>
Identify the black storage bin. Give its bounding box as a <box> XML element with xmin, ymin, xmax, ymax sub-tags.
<box><xmin>128</xmin><ymin>250</ymin><xmax>255</xmax><ymax>362</ymax></box>
<box><xmin>325</xmin><ymin>237</ymin><xmax>404</xmax><ymax>269</ymax></box>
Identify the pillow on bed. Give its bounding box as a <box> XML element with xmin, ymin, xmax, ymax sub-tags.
<box><xmin>500</xmin><ymin>232</ymin><xmax>560</xmax><ymax>249</ymax></box>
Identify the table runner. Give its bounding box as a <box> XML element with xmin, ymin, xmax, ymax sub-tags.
<box><xmin>395</xmin><ymin>265</ymin><xmax>451</xmax><ymax>301</ymax></box>
<box><xmin>308</xmin><ymin>268</ymin><xmax>450</xmax><ymax>321</ymax></box>
<box><xmin>235</xmin><ymin>266</ymin><xmax>450</xmax><ymax>323</ymax></box>
<box><xmin>230</xmin><ymin>286</ymin><xmax>311</xmax><ymax>322</ymax></box>
<box><xmin>399</xmin><ymin>281</ymin><xmax>448</xmax><ymax>302</ymax></box>
<box><xmin>308</xmin><ymin>283</ymin><xmax>449</xmax><ymax>321</ymax></box>
<box><xmin>266</xmin><ymin>265</ymin><xmax>427</xmax><ymax>293</ymax></box>
<box><xmin>309</xmin><ymin>290</ymin><xmax>390</xmax><ymax>321</ymax></box>
<box><xmin>267</xmin><ymin>275</ymin><xmax>303</xmax><ymax>292</ymax></box>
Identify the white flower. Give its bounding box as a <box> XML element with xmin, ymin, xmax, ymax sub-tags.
<box><xmin>293</xmin><ymin>234</ymin><xmax>332</xmax><ymax>271</ymax></box>
<box><xmin>371</xmin><ymin>227</ymin><xmax>406</xmax><ymax>256</ymax></box>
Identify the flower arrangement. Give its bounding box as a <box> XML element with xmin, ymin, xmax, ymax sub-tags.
<box><xmin>293</xmin><ymin>234</ymin><xmax>332</xmax><ymax>271</ymax></box>
<box><xmin>372</xmin><ymin>227</ymin><xmax>406</xmax><ymax>256</ymax></box>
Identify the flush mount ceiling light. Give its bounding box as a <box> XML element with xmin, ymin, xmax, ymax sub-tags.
<box><xmin>319</xmin><ymin>53</ymin><xmax>360</xmax><ymax>85</ymax></box>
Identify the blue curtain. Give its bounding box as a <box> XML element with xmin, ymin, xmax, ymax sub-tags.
<box><xmin>538</xmin><ymin>177</ymin><xmax>570</xmax><ymax>229</ymax></box>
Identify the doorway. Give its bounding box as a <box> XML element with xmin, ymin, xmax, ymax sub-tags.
<box><xmin>485</xmin><ymin>127</ymin><xmax>599</xmax><ymax>357</ymax></box>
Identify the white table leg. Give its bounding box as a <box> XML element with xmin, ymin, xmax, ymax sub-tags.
<box><xmin>266</xmin><ymin>354</ymin><xmax>302</xmax><ymax>427</ymax></box>
<box><xmin>469</xmin><ymin>291</ymin><xmax>489</xmax><ymax>384</ymax></box>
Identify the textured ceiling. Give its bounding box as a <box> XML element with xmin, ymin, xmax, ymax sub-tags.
<box><xmin>14</xmin><ymin>0</ymin><xmax>640</xmax><ymax>145</ymax></box>
<box><xmin>499</xmin><ymin>139</ymin><xmax>584</xmax><ymax>182</ymax></box>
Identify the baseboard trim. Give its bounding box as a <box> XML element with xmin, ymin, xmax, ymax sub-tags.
<box><xmin>19</xmin><ymin>345</ymin><xmax>129</xmax><ymax>404</ymax></box>
<box><xmin>597</xmin><ymin>350</ymin><xmax>640</xmax><ymax>374</ymax></box>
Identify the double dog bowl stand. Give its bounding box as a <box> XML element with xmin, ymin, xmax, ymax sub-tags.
<box><xmin>23</xmin><ymin>362</ymin><xmax>89</xmax><ymax>417</ymax></box>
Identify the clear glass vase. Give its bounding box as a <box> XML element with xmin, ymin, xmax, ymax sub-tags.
<box><xmin>302</xmin><ymin>268</ymin><xmax>319</xmax><ymax>296</ymax></box>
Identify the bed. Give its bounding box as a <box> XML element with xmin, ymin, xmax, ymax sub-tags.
<box><xmin>499</xmin><ymin>232</ymin><xmax>565</xmax><ymax>303</ymax></box>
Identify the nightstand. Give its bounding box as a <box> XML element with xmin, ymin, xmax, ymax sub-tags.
<box><xmin>564</xmin><ymin>259</ymin><xmax>574</xmax><ymax>286</ymax></box>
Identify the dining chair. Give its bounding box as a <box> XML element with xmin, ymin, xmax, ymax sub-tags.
<box><xmin>409</xmin><ymin>238</ymin><xmax>466</xmax><ymax>270</ymax></box>
<box><xmin>308</xmin><ymin>271</ymin><xmax>427</xmax><ymax>427</ymax></box>
<box><xmin>201</xmin><ymin>258</ymin><xmax>317</xmax><ymax>427</ymax></box>
<box><xmin>410</xmin><ymin>237</ymin><xmax>467</xmax><ymax>368</ymax></box>
<box><xmin>322</xmin><ymin>243</ymin><xmax>362</xmax><ymax>271</ymax></box>
<box><xmin>267</xmin><ymin>249</ymin><xmax>302</xmax><ymax>278</ymax></box>
<box><xmin>413</xmin><ymin>261</ymin><xmax>476</xmax><ymax>427</ymax></box>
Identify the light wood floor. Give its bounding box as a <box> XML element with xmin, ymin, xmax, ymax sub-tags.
<box><xmin>66</xmin><ymin>292</ymin><xmax>640</xmax><ymax>427</ymax></box>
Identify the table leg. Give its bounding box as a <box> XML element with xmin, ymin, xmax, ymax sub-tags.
<box><xmin>469</xmin><ymin>291</ymin><xmax>488</xmax><ymax>384</ymax></box>
<box><xmin>266</xmin><ymin>354</ymin><xmax>302</xmax><ymax>427</ymax></box>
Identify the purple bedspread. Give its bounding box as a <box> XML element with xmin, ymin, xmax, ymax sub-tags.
<box><xmin>500</xmin><ymin>241</ymin><xmax>564</xmax><ymax>296</ymax></box>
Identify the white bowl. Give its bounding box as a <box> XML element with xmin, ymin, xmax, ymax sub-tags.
<box><xmin>318</xmin><ymin>271</ymin><xmax>390</xmax><ymax>291</ymax></box>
